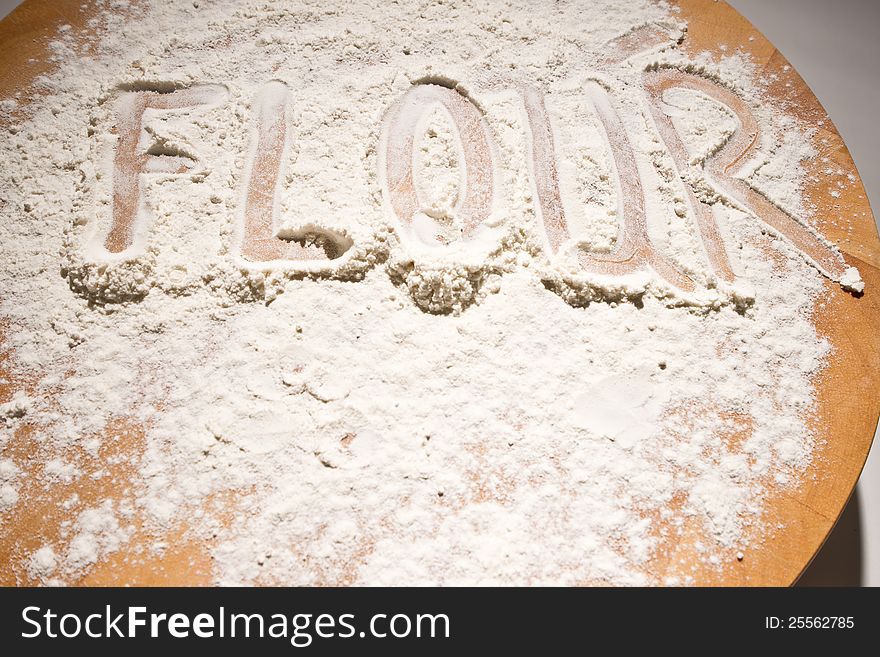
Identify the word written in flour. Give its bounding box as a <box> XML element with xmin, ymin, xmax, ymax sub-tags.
<box><xmin>95</xmin><ymin>26</ymin><xmax>860</xmax><ymax>300</ymax></box>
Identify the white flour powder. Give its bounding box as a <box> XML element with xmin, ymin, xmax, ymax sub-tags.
<box><xmin>0</xmin><ymin>0</ymin><xmax>864</xmax><ymax>585</ymax></box>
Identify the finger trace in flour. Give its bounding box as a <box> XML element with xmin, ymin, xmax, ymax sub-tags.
<box><xmin>643</xmin><ymin>66</ymin><xmax>853</xmax><ymax>284</ymax></box>
<box><xmin>0</xmin><ymin>0</ymin><xmax>868</xmax><ymax>586</ymax></box>
<box><xmin>241</xmin><ymin>80</ymin><xmax>355</xmax><ymax>267</ymax></box>
<box><xmin>82</xmin><ymin>26</ymin><xmax>861</xmax><ymax>314</ymax></box>
<box><xmin>105</xmin><ymin>84</ymin><xmax>227</xmax><ymax>255</ymax></box>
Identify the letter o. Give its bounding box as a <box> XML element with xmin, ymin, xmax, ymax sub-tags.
<box><xmin>382</xmin><ymin>83</ymin><xmax>496</xmax><ymax>245</ymax></box>
<box><xmin>389</xmin><ymin>614</ymin><xmax>411</xmax><ymax>638</ymax></box>
<box><xmin>60</xmin><ymin>614</ymin><xmax>82</xmax><ymax>638</ymax></box>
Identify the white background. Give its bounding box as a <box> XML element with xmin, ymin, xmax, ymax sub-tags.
<box><xmin>0</xmin><ymin>0</ymin><xmax>877</xmax><ymax>585</ymax></box>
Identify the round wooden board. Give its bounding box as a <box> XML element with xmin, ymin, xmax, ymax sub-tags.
<box><xmin>0</xmin><ymin>0</ymin><xmax>877</xmax><ymax>586</ymax></box>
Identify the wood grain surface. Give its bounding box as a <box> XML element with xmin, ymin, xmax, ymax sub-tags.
<box><xmin>0</xmin><ymin>0</ymin><xmax>877</xmax><ymax>586</ymax></box>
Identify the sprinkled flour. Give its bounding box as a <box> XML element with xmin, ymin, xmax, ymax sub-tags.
<box><xmin>0</xmin><ymin>0</ymin><xmax>864</xmax><ymax>585</ymax></box>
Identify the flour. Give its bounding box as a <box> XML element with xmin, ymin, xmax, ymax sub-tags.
<box><xmin>0</xmin><ymin>458</ymin><xmax>20</xmax><ymax>512</ymax></box>
<box><xmin>27</xmin><ymin>546</ymin><xmax>58</xmax><ymax>580</ymax></box>
<box><xmin>839</xmin><ymin>266</ymin><xmax>865</xmax><ymax>293</ymax></box>
<box><xmin>0</xmin><ymin>0</ymin><xmax>864</xmax><ymax>585</ymax></box>
<box><xmin>65</xmin><ymin>500</ymin><xmax>133</xmax><ymax>572</ymax></box>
